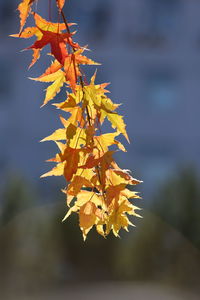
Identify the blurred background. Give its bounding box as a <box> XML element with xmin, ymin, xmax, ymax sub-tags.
<box><xmin>0</xmin><ymin>0</ymin><xmax>200</xmax><ymax>299</ymax></box>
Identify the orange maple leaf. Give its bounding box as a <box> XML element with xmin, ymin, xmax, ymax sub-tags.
<box><xmin>64</xmin><ymin>50</ymin><xmax>100</xmax><ymax>90</ymax></box>
<box><xmin>41</xmin><ymin>147</ymin><xmax>80</xmax><ymax>182</ymax></box>
<box><xmin>56</xmin><ymin>0</ymin><xmax>66</xmax><ymax>11</ymax></box>
<box><xmin>38</xmin><ymin>60</ymin><xmax>63</xmax><ymax>78</ymax></box>
<box><xmin>18</xmin><ymin>0</ymin><xmax>36</xmax><ymax>33</ymax></box>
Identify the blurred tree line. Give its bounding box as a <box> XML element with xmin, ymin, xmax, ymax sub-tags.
<box><xmin>0</xmin><ymin>168</ymin><xmax>200</xmax><ymax>294</ymax></box>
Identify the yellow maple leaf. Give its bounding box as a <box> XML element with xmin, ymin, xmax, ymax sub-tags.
<box><xmin>62</xmin><ymin>190</ymin><xmax>105</xmax><ymax>240</ymax></box>
<box><xmin>76</xmin><ymin>190</ymin><xmax>102</xmax><ymax>207</ymax></box>
<box><xmin>30</xmin><ymin>69</ymin><xmax>65</xmax><ymax>83</ymax></box>
<box><xmin>94</xmin><ymin>131</ymin><xmax>126</xmax><ymax>152</ymax></box>
<box><xmin>40</xmin><ymin>162</ymin><xmax>65</xmax><ymax>178</ymax></box>
<box><xmin>42</xmin><ymin>72</ymin><xmax>66</xmax><ymax>106</ymax></box>
<box><xmin>34</xmin><ymin>12</ymin><xmax>70</xmax><ymax>32</ymax></box>
<box><xmin>62</xmin><ymin>106</ymin><xmax>83</xmax><ymax>126</ymax></box>
<box><xmin>67</xmin><ymin>175</ymin><xmax>93</xmax><ymax>199</ymax></box>
<box><xmin>79</xmin><ymin>201</ymin><xmax>97</xmax><ymax>240</ymax></box>
<box><xmin>41</xmin><ymin>128</ymin><xmax>66</xmax><ymax>142</ymax></box>
<box><xmin>101</xmin><ymin>111</ymin><xmax>129</xmax><ymax>142</ymax></box>
<box><xmin>106</xmin><ymin>198</ymin><xmax>141</xmax><ymax>237</ymax></box>
<box><xmin>30</xmin><ymin>70</ymin><xmax>66</xmax><ymax>106</ymax></box>
<box><xmin>54</xmin><ymin>93</ymin><xmax>78</xmax><ymax>110</ymax></box>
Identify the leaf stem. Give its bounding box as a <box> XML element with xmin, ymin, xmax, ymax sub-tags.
<box><xmin>60</xmin><ymin>8</ymin><xmax>106</xmax><ymax>203</ymax></box>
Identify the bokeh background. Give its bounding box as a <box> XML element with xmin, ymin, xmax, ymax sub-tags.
<box><xmin>0</xmin><ymin>0</ymin><xmax>200</xmax><ymax>299</ymax></box>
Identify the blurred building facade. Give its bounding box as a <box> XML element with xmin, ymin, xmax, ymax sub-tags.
<box><xmin>0</xmin><ymin>0</ymin><xmax>200</xmax><ymax>197</ymax></box>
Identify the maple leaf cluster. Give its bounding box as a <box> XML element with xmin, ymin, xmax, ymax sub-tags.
<box><xmin>12</xmin><ymin>0</ymin><xmax>142</xmax><ymax>240</ymax></box>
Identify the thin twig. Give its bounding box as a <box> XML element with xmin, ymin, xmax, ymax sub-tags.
<box><xmin>60</xmin><ymin>8</ymin><xmax>106</xmax><ymax>205</ymax></box>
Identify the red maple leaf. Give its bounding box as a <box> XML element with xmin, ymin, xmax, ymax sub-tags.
<box><xmin>28</xmin><ymin>28</ymin><xmax>80</xmax><ymax>65</ymax></box>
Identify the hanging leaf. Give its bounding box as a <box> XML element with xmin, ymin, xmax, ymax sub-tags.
<box><xmin>56</xmin><ymin>0</ymin><xmax>66</xmax><ymax>11</ymax></box>
<box><xmin>13</xmin><ymin>0</ymin><xmax>142</xmax><ymax>240</ymax></box>
<box><xmin>18</xmin><ymin>0</ymin><xmax>36</xmax><ymax>33</ymax></box>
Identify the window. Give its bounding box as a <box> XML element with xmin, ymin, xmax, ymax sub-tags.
<box><xmin>124</xmin><ymin>0</ymin><xmax>181</xmax><ymax>47</ymax></box>
<box><xmin>0</xmin><ymin>60</ymin><xmax>11</xmax><ymax>101</ymax></box>
<box><xmin>136</xmin><ymin>138</ymin><xmax>178</xmax><ymax>194</ymax></box>
<box><xmin>0</xmin><ymin>0</ymin><xmax>15</xmax><ymax>33</ymax></box>
<box><xmin>144</xmin><ymin>71</ymin><xmax>179</xmax><ymax>112</ymax></box>
<box><xmin>65</xmin><ymin>0</ymin><xmax>111</xmax><ymax>40</ymax></box>
<box><xmin>149</xmin><ymin>0</ymin><xmax>180</xmax><ymax>36</ymax></box>
<box><xmin>142</xmin><ymin>157</ymin><xmax>176</xmax><ymax>193</ymax></box>
<box><xmin>89</xmin><ymin>0</ymin><xmax>111</xmax><ymax>40</ymax></box>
